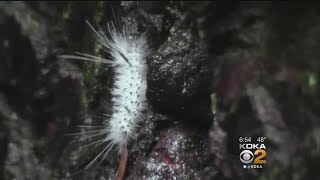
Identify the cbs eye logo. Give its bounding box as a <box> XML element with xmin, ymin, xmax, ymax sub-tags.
<box><xmin>239</xmin><ymin>149</ymin><xmax>266</xmax><ymax>164</ymax></box>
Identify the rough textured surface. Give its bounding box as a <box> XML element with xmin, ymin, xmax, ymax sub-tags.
<box><xmin>128</xmin><ymin>125</ymin><xmax>215</xmax><ymax>180</ymax></box>
<box><xmin>0</xmin><ymin>1</ymin><xmax>320</xmax><ymax>180</ymax></box>
<box><xmin>146</xmin><ymin>9</ymin><xmax>213</xmax><ymax>126</ymax></box>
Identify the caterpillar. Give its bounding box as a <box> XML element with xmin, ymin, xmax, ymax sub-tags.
<box><xmin>60</xmin><ymin>19</ymin><xmax>149</xmax><ymax>179</ymax></box>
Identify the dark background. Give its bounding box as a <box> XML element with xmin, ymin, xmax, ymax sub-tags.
<box><xmin>0</xmin><ymin>1</ymin><xmax>319</xmax><ymax>179</ymax></box>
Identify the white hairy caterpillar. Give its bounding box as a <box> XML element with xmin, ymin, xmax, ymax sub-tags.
<box><xmin>60</xmin><ymin>19</ymin><xmax>149</xmax><ymax>179</ymax></box>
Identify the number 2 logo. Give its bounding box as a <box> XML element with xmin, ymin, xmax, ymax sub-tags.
<box><xmin>254</xmin><ymin>149</ymin><xmax>266</xmax><ymax>164</ymax></box>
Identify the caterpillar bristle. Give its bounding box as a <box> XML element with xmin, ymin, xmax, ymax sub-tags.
<box><xmin>84</xmin><ymin>140</ymin><xmax>115</xmax><ymax>169</ymax></box>
<box><xmin>58</xmin><ymin>54</ymin><xmax>113</xmax><ymax>64</ymax></box>
<box><xmin>66</xmin><ymin>129</ymin><xmax>106</xmax><ymax>136</ymax></box>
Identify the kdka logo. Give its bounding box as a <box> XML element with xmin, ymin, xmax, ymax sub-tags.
<box><xmin>239</xmin><ymin>137</ymin><xmax>267</xmax><ymax>169</ymax></box>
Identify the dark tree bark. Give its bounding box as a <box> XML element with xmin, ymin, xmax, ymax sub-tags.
<box><xmin>0</xmin><ymin>1</ymin><xmax>319</xmax><ymax>180</ymax></box>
